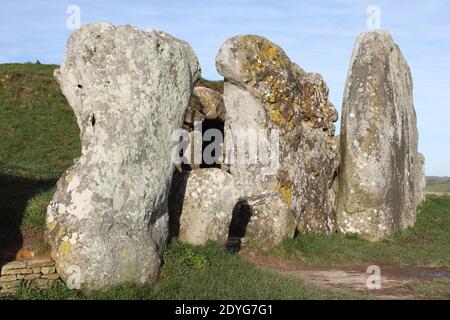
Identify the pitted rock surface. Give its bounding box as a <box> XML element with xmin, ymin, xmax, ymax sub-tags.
<box><xmin>178</xmin><ymin>168</ymin><xmax>241</xmax><ymax>245</ymax></box>
<box><xmin>46</xmin><ymin>23</ymin><xmax>200</xmax><ymax>291</ymax></box>
<box><xmin>216</xmin><ymin>35</ymin><xmax>339</xmax><ymax>247</ymax></box>
<box><xmin>337</xmin><ymin>30</ymin><xmax>423</xmax><ymax>240</ymax></box>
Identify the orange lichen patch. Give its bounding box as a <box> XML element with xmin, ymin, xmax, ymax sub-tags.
<box><xmin>268</xmin><ymin>105</ymin><xmax>286</xmax><ymax>124</ymax></box>
<box><xmin>236</xmin><ymin>35</ymin><xmax>301</xmax><ymax>130</ymax></box>
<box><xmin>263</xmin><ymin>45</ymin><xmax>278</xmax><ymax>60</ymax></box>
<box><xmin>279</xmin><ymin>185</ymin><xmax>292</xmax><ymax>208</ymax></box>
<box><xmin>298</xmin><ymin>75</ymin><xmax>335</xmax><ymax>130</ymax></box>
<box><xmin>15</xmin><ymin>249</ymin><xmax>35</xmax><ymax>261</ymax></box>
<box><xmin>276</xmin><ymin>171</ymin><xmax>293</xmax><ymax>208</ymax></box>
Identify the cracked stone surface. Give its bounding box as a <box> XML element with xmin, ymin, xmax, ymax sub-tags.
<box><xmin>46</xmin><ymin>23</ymin><xmax>200</xmax><ymax>291</ymax></box>
<box><xmin>178</xmin><ymin>168</ymin><xmax>241</xmax><ymax>245</ymax></box>
<box><xmin>216</xmin><ymin>35</ymin><xmax>339</xmax><ymax>248</ymax></box>
<box><xmin>337</xmin><ymin>30</ymin><xmax>423</xmax><ymax>240</ymax></box>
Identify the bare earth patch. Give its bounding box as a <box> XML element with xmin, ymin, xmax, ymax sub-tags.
<box><xmin>241</xmin><ymin>250</ymin><xmax>450</xmax><ymax>300</ymax></box>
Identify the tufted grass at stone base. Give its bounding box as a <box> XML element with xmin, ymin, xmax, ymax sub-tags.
<box><xmin>21</xmin><ymin>188</ymin><xmax>55</xmax><ymax>230</ymax></box>
<box><xmin>0</xmin><ymin>242</ymin><xmax>360</xmax><ymax>300</ymax></box>
<box><xmin>273</xmin><ymin>196</ymin><xmax>450</xmax><ymax>268</ymax></box>
<box><xmin>406</xmin><ymin>279</ymin><xmax>450</xmax><ymax>300</ymax></box>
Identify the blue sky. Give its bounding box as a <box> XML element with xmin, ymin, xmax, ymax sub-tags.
<box><xmin>1</xmin><ymin>0</ymin><xmax>449</xmax><ymax>175</ymax></box>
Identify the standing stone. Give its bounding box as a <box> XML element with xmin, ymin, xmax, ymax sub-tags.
<box><xmin>216</xmin><ymin>35</ymin><xmax>339</xmax><ymax>248</ymax></box>
<box><xmin>178</xmin><ymin>169</ymin><xmax>241</xmax><ymax>245</ymax></box>
<box><xmin>337</xmin><ymin>30</ymin><xmax>422</xmax><ymax>240</ymax></box>
<box><xmin>46</xmin><ymin>23</ymin><xmax>200</xmax><ymax>291</ymax></box>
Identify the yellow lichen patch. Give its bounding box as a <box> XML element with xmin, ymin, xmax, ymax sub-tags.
<box><xmin>66</xmin><ymin>172</ymin><xmax>74</xmax><ymax>183</ymax></box>
<box><xmin>273</xmin><ymin>59</ymin><xmax>282</xmax><ymax>69</ymax></box>
<box><xmin>263</xmin><ymin>45</ymin><xmax>279</xmax><ymax>60</ymax></box>
<box><xmin>279</xmin><ymin>185</ymin><xmax>292</xmax><ymax>208</ymax></box>
<box><xmin>123</xmin><ymin>250</ymin><xmax>129</xmax><ymax>257</ymax></box>
<box><xmin>58</xmin><ymin>240</ymin><xmax>72</xmax><ymax>258</ymax></box>
<box><xmin>47</xmin><ymin>221</ymin><xmax>57</xmax><ymax>232</ymax></box>
<box><xmin>57</xmin><ymin>227</ymin><xmax>66</xmax><ymax>238</ymax></box>
<box><xmin>268</xmin><ymin>105</ymin><xmax>286</xmax><ymax>124</ymax></box>
<box><xmin>287</xmin><ymin>120</ymin><xmax>295</xmax><ymax>132</ymax></box>
<box><xmin>267</xmin><ymin>92</ymin><xmax>276</xmax><ymax>103</ymax></box>
<box><xmin>234</xmin><ymin>35</ymin><xmax>302</xmax><ymax>133</ymax></box>
<box><xmin>275</xmin><ymin>171</ymin><xmax>293</xmax><ymax>208</ymax></box>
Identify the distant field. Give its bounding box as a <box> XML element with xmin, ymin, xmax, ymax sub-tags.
<box><xmin>425</xmin><ymin>183</ymin><xmax>450</xmax><ymax>193</ymax></box>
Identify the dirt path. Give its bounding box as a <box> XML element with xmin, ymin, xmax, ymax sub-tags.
<box><xmin>241</xmin><ymin>251</ymin><xmax>450</xmax><ymax>300</ymax></box>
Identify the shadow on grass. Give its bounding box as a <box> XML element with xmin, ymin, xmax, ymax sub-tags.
<box><xmin>0</xmin><ymin>173</ymin><xmax>56</xmax><ymax>266</ymax></box>
<box><xmin>168</xmin><ymin>170</ymin><xmax>189</xmax><ymax>240</ymax></box>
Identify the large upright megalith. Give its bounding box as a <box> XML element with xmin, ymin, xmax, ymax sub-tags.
<box><xmin>216</xmin><ymin>35</ymin><xmax>339</xmax><ymax>248</ymax></box>
<box><xmin>337</xmin><ymin>30</ymin><xmax>423</xmax><ymax>240</ymax></box>
<box><xmin>46</xmin><ymin>23</ymin><xmax>200</xmax><ymax>291</ymax></box>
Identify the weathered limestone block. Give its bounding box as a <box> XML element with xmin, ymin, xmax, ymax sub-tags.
<box><xmin>42</xmin><ymin>273</ymin><xmax>60</xmax><ymax>280</ymax></box>
<box><xmin>27</xmin><ymin>258</ymin><xmax>54</xmax><ymax>268</ymax></box>
<box><xmin>221</xmin><ymin>82</ymin><xmax>277</xmax><ymax>198</ymax></box>
<box><xmin>337</xmin><ymin>30</ymin><xmax>422</xmax><ymax>240</ymax></box>
<box><xmin>179</xmin><ymin>169</ymin><xmax>241</xmax><ymax>245</ymax></box>
<box><xmin>1</xmin><ymin>261</ymin><xmax>27</xmax><ymax>273</ymax></box>
<box><xmin>41</xmin><ymin>266</ymin><xmax>56</xmax><ymax>275</ymax></box>
<box><xmin>22</xmin><ymin>274</ymin><xmax>41</xmax><ymax>280</ymax></box>
<box><xmin>1</xmin><ymin>268</ymin><xmax>32</xmax><ymax>275</ymax></box>
<box><xmin>0</xmin><ymin>275</ymin><xmax>17</xmax><ymax>283</ymax></box>
<box><xmin>46</xmin><ymin>23</ymin><xmax>200</xmax><ymax>291</ymax></box>
<box><xmin>216</xmin><ymin>35</ymin><xmax>339</xmax><ymax>245</ymax></box>
<box><xmin>0</xmin><ymin>280</ymin><xmax>20</xmax><ymax>289</ymax></box>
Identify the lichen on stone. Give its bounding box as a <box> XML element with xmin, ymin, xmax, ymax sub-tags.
<box><xmin>217</xmin><ymin>34</ymin><xmax>340</xmax><ymax>238</ymax></box>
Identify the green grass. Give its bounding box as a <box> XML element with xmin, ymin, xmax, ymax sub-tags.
<box><xmin>425</xmin><ymin>183</ymin><xmax>450</xmax><ymax>193</ymax></box>
<box><xmin>407</xmin><ymin>279</ymin><xmax>450</xmax><ymax>300</ymax></box>
<box><xmin>21</xmin><ymin>187</ymin><xmax>55</xmax><ymax>230</ymax></box>
<box><xmin>0</xmin><ymin>242</ymin><xmax>359</xmax><ymax>300</ymax></box>
<box><xmin>273</xmin><ymin>196</ymin><xmax>450</xmax><ymax>268</ymax></box>
<box><xmin>0</xmin><ymin>63</ymin><xmax>80</xmax><ymax>180</ymax></box>
<box><xmin>0</xmin><ymin>63</ymin><xmax>80</xmax><ymax>259</ymax></box>
<box><xmin>0</xmin><ymin>62</ymin><xmax>80</xmax><ymax>233</ymax></box>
